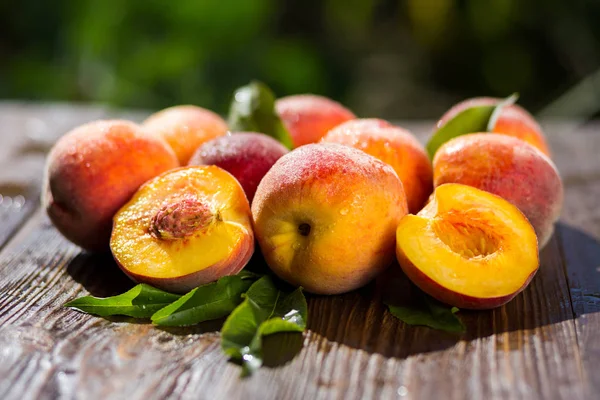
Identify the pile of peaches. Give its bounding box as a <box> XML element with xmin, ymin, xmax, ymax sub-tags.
<box><xmin>44</xmin><ymin>90</ymin><xmax>563</xmax><ymax>310</ymax></box>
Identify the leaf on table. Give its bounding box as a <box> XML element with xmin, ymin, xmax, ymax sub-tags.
<box><xmin>227</xmin><ymin>80</ymin><xmax>293</xmax><ymax>149</ymax></box>
<box><xmin>385</xmin><ymin>292</ymin><xmax>466</xmax><ymax>333</ymax></box>
<box><xmin>426</xmin><ymin>93</ymin><xmax>519</xmax><ymax>159</ymax></box>
<box><xmin>64</xmin><ymin>284</ymin><xmax>181</xmax><ymax>318</ymax></box>
<box><xmin>151</xmin><ymin>271</ymin><xmax>260</xmax><ymax>326</ymax></box>
<box><xmin>221</xmin><ymin>275</ymin><xmax>307</xmax><ymax>376</ymax></box>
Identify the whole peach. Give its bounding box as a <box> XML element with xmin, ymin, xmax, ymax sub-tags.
<box><xmin>43</xmin><ymin>120</ymin><xmax>179</xmax><ymax>252</ymax></box>
<box><xmin>437</xmin><ymin>97</ymin><xmax>551</xmax><ymax>156</ymax></box>
<box><xmin>322</xmin><ymin>119</ymin><xmax>433</xmax><ymax>213</ymax></box>
<box><xmin>275</xmin><ymin>94</ymin><xmax>355</xmax><ymax>148</ymax></box>
<box><xmin>143</xmin><ymin>105</ymin><xmax>228</xmax><ymax>164</ymax></box>
<box><xmin>188</xmin><ymin>132</ymin><xmax>288</xmax><ymax>202</ymax></box>
<box><xmin>252</xmin><ymin>143</ymin><xmax>408</xmax><ymax>294</ymax></box>
<box><xmin>433</xmin><ymin>134</ymin><xmax>563</xmax><ymax>248</ymax></box>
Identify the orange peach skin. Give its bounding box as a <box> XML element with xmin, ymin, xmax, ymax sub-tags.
<box><xmin>275</xmin><ymin>94</ymin><xmax>356</xmax><ymax>148</ymax></box>
<box><xmin>252</xmin><ymin>143</ymin><xmax>408</xmax><ymax>294</ymax></box>
<box><xmin>322</xmin><ymin>119</ymin><xmax>433</xmax><ymax>213</ymax></box>
<box><xmin>43</xmin><ymin>120</ymin><xmax>179</xmax><ymax>252</ymax></box>
<box><xmin>143</xmin><ymin>105</ymin><xmax>228</xmax><ymax>164</ymax></box>
<box><xmin>433</xmin><ymin>134</ymin><xmax>563</xmax><ymax>248</ymax></box>
<box><xmin>437</xmin><ymin>97</ymin><xmax>551</xmax><ymax>156</ymax></box>
<box><xmin>111</xmin><ymin>166</ymin><xmax>254</xmax><ymax>293</ymax></box>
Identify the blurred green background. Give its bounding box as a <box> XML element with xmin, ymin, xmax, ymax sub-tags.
<box><xmin>1</xmin><ymin>0</ymin><xmax>599</xmax><ymax>118</ymax></box>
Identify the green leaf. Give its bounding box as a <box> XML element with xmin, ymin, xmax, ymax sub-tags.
<box><xmin>151</xmin><ymin>271</ymin><xmax>260</xmax><ymax>326</ymax></box>
<box><xmin>64</xmin><ymin>284</ymin><xmax>181</xmax><ymax>318</ymax></box>
<box><xmin>227</xmin><ymin>80</ymin><xmax>293</xmax><ymax>149</ymax></box>
<box><xmin>426</xmin><ymin>93</ymin><xmax>519</xmax><ymax>159</ymax></box>
<box><xmin>221</xmin><ymin>275</ymin><xmax>307</xmax><ymax>376</ymax></box>
<box><xmin>486</xmin><ymin>93</ymin><xmax>519</xmax><ymax>131</ymax></box>
<box><xmin>385</xmin><ymin>293</ymin><xmax>466</xmax><ymax>333</ymax></box>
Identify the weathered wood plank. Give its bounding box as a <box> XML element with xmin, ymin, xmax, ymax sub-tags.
<box><xmin>0</xmin><ymin>104</ymin><xmax>44</xmax><ymax>250</ymax></box>
<box><xmin>0</xmin><ymin>108</ymin><xmax>595</xmax><ymax>400</ymax></box>
<box><xmin>550</xmin><ymin>121</ymin><xmax>600</xmax><ymax>397</ymax></box>
<box><xmin>0</xmin><ymin>211</ymin><xmax>586</xmax><ymax>400</ymax></box>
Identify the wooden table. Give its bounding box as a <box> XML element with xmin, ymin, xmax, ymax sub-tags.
<box><xmin>0</xmin><ymin>103</ymin><xmax>598</xmax><ymax>400</ymax></box>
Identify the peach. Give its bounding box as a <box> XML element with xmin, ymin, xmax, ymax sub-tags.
<box><xmin>433</xmin><ymin>134</ymin><xmax>563</xmax><ymax>248</ymax></box>
<box><xmin>143</xmin><ymin>105</ymin><xmax>228</xmax><ymax>164</ymax></box>
<box><xmin>275</xmin><ymin>94</ymin><xmax>355</xmax><ymax>148</ymax></box>
<box><xmin>322</xmin><ymin>119</ymin><xmax>433</xmax><ymax>213</ymax></box>
<box><xmin>188</xmin><ymin>132</ymin><xmax>288</xmax><ymax>202</ymax></box>
<box><xmin>437</xmin><ymin>97</ymin><xmax>551</xmax><ymax>156</ymax></box>
<box><xmin>396</xmin><ymin>183</ymin><xmax>539</xmax><ymax>310</ymax></box>
<box><xmin>110</xmin><ymin>166</ymin><xmax>254</xmax><ymax>293</ymax></box>
<box><xmin>43</xmin><ymin>120</ymin><xmax>179</xmax><ymax>252</ymax></box>
<box><xmin>329</xmin><ymin>118</ymin><xmax>393</xmax><ymax>130</ymax></box>
<box><xmin>252</xmin><ymin>143</ymin><xmax>408</xmax><ymax>295</ymax></box>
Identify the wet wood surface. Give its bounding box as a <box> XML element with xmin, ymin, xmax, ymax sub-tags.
<box><xmin>0</xmin><ymin>103</ymin><xmax>598</xmax><ymax>400</ymax></box>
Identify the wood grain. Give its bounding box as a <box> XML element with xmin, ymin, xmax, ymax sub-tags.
<box><xmin>549</xmin><ymin>121</ymin><xmax>600</xmax><ymax>397</ymax></box>
<box><xmin>0</xmin><ymin>105</ymin><xmax>597</xmax><ymax>400</ymax></box>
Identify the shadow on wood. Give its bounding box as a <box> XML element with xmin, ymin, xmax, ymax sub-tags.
<box><xmin>262</xmin><ymin>332</ymin><xmax>305</xmax><ymax>368</ymax></box>
<box><xmin>66</xmin><ymin>251</ymin><xmax>135</xmax><ymax>297</ymax></box>
<box><xmin>156</xmin><ymin>319</ymin><xmax>226</xmax><ymax>336</ymax></box>
<box><xmin>306</xmin><ymin>267</ymin><xmax>464</xmax><ymax>359</ymax></box>
<box><xmin>62</xmin><ymin>222</ymin><xmax>599</xmax><ymax>367</ymax></box>
<box><xmin>557</xmin><ymin>222</ymin><xmax>600</xmax><ymax>315</ymax></box>
<box><xmin>306</xmin><ymin>225</ymin><xmax>597</xmax><ymax>359</ymax></box>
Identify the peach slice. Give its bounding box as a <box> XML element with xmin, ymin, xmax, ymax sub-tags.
<box><xmin>111</xmin><ymin>166</ymin><xmax>254</xmax><ymax>293</ymax></box>
<box><xmin>396</xmin><ymin>183</ymin><xmax>539</xmax><ymax>310</ymax></box>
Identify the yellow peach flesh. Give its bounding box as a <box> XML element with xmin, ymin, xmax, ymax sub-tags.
<box><xmin>111</xmin><ymin>166</ymin><xmax>253</xmax><ymax>283</ymax></box>
<box><xmin>397</xmin><ymin>184</ymin><xmax>538</xmax><ymax>300</ymax></box>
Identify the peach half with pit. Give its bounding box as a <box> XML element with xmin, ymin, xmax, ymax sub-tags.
<box><xmin>110</xmin><ymin>166</ymin><xmax>254</xmax><ymax>293</ymax></box>
<box><xmin>396</xmin><ymin>183</ymin><xmax>539</xmax><ymax>310</ymax></box>
<box><xmin>252</xmin><ymin>143</ymin><xmax>408</xmax><ymax>295</ymax></box>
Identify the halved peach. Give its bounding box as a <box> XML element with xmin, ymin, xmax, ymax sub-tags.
<box><xmin>110</xmin><ymin>166</ymin><xmax>254</xmax><ymax>293</ymax></box>
<box><xmin>396</xmin><ymin>183</ymin><xmax>539</xmax><ymax>310</ymax></box>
